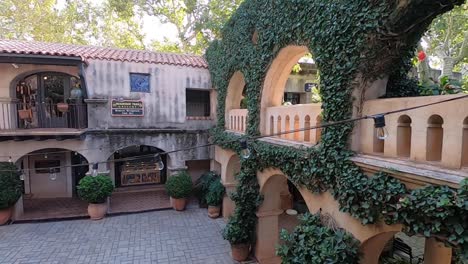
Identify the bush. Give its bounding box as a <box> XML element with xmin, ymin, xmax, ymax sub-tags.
<box><xmin>206</xmin><ymin>180</ymin><xmax>225</xmax><ymax>206</ymax></box>
<box><xmin>223</xmin><ymin>214</ymin><xmax>253</xmax><ymax>245</ymax></box>
<box><xmin>165</xmin><ymin>171</ymin><xmax>192</xmax><ymax>199</ymax></box>
<box><xmin>77</xmin><ymin>175</ymin><xmax>114</xmax><ymax>204</ymax></box>
<box><xmin>277</xmin><ymin>213</ymin><xmax>360</xmax><ymax>264</ymax></box>
<box><xmin>193</xmin><ymin>171</ymin><xmax>219</xmax><ymax>205</ymax></box>
<box><xmin>0</xmin><ymin>162</ymin><xmax>22</xmax><ymax>210</ymax></box>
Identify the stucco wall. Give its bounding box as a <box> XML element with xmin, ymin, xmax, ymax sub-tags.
<box><xmin>84</xmin><ymin>60</ymin><xmax>213</xmax><ymax>129</ymax></box>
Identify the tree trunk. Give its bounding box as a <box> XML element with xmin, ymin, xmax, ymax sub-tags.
<box><xmin>441</xmin><ymin>57</ymin><xmax>455</xmax><ymax>79</ymax></box>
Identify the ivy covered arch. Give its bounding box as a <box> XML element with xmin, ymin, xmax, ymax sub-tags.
<box><xmin>207</xmin><ymin>0</ymin><xmax>467</xmax><ymax>262</ymax></box>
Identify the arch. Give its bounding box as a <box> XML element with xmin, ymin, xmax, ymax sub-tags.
<box><xmin>294</xmin><ymin>115</ymin><xmax>300</xmax><ymax>141</ymax></box>
<box><xmin>304</xmin><ymin>115</ymin><xmax>311</xmax><ymax>142</ymax></box>
<box><xmin>276</xmin><ymin>116</ymin><xmax>282</xmax><ymax>137</ymax></box>
<box><xmin>225</xmin><ymin>154</ymin><xmax>241</xmax><ymax>184</ymax></box>
<box><xmin>373</xmin><ymin>116</ymin><xmax>385</xmax><ymax>153</ymax></box>
<box><xmin>315</xmin><ymin>115</ymin><xmax>323</xmax><ymax>143</ymax></box>
<box><xmin>462</xmin><ymin>117</ymin><xmax>468</xmax><ymax>167</ymax></box>
<box><xmin>427</xmin><ymin>115</ymin><xmax>444</xmax><ymax>162</ymax></box>
<box><xmin>260</xmin><ymin>46</ymin><xmax>309</xmax><ymax>134</ymax></box>
<box><xmin>397</xmin><ymin>115</ymin><xmax>412</xmax><ymax>158</ymax></box>
<box><xmin>270</xmin><ymin>115</ymin><xmax>275</xmax><ymax>135</ymax></box>
<box><xmin>225</xmin><ymin>71</ymin><xmax>246</xmax><ymax>126</ymax></box>
<box><xmin>285</xmin><ymin>115</ymin><xmax>291</xmax><ymax>139</ymax></box>
<box><xmin>359</xmin><ymin>231</ymin><xmax>399</xmax><ymax>264</ymax></box>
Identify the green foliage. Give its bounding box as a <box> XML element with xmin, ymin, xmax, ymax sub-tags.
<box><xmin>206</xmin><ymin>180</ymin><xmax>225</xmax><ymax>206</ymax></box>
<box><xmin>193</xmin><ymin>171</ymin><xmax>220</xmax><ymax>205</ymax></box>
<box><xmin>419</xmin><ymin>75</ymin><xmax>465</xmax><ymax>95</ymax></box>
<box><xmin>0</xmin><ymin>162</ymin><xmax>22</xmax><ymax>210</ymax></box>
<box><xmin>206</xmin><ymin>0</ymin><xmax>467</xmax><ymax>258</ymax></box>
<box><xmin>277</xmin><ymin>213</ymin><xmax>360</xmax><ymax>264</ymax></box>
<box><xmin>165</xmin><ymin>171</ymin><xmax>193</xmax><ymax>199</ymax></box>
<box><xmin>77</xmin><ymin>175</ymin><xmax>114</xmax><ymax>204</ymax></box>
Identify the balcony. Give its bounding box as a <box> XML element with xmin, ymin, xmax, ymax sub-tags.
<box><xmin>0</xmin><ymin>101</ymin><xmax>87</xmax><ymax>140</ymax></box>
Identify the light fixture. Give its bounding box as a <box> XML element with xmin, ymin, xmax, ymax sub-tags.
<box><xmin>44</xmin><ymin>153</ymin><xmax>48</xmax><ymax>159</ymax></box>
<box><xmin>240</xmin><ymin>139</ymin><xmax>251</xmax><ymax>159</ymax></box>
<box><xmin>8</xmin><ymin>156</ymin><xmax>12</xmax><ymax>163</ymax></box>
<box><xmin>92</xmin><ymin>163</ymin><xmax>98</xmax><ymax>177</ymax></box>
<box><xmin>49</xmin><ymin>169</ymin><xmax>57</xmax><ymax>181</ymax></box>
<box><xmin>373</xmin><ymin>114</ymin><xmax>389</xmax><ymax>140</ymax></box>
<box><xmin>19</xmin><ymin>170</ymin><xmax>25</xmax><ymax>181</ymax></box>
<box><xmin>11</xmin><ymin>63</ymin><xmax>19</xmax><ymax>69</ymax></box>
<box><xmin>155</xmin><ymin>154</ymin><xmax>164</xmax><ymax>171</ymax></box>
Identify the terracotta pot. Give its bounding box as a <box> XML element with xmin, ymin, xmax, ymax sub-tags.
<box><xmin>172</xmin><ymin>198</ymin><xmax>187</xmax><ymax>211</ymax></box>
<box><xmin>0</xmin><ymin>207</ymin><xmax>12</xmax><ymax>225</ymax></box>
<box><xmin>231</xmin><ymin>244</ymin><xmax>250</xmax><ymax>262</ymax></box>
<box><xmin>208</xmin><ymin>205</ymin><xmax>220</xmax><ymax>218</ymax></box>
<box><xmin>57</xmin><ymin>103</ymin><xmax>69</xmax><ymax>112</ymax></box>
<box><xmin>87</xmin><ymin>203</ymin><xmax>107</xmax><ymax>220</ymax></box>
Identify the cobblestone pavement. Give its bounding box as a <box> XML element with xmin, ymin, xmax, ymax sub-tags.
<box><xmin>0</xmin><ymin>207</ymin><xmax>235</xmax><ymax>264</ymax></box>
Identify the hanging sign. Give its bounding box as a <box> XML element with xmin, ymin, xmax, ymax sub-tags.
<box><xmin>304</xmin><ymin>83</ymin><xmax>316</xmax><ymax>92</ymax></box>
<box><xmin>111</xmin><ymin>100</ymin><xmax>144</xmax><ymax>117</ymax></box>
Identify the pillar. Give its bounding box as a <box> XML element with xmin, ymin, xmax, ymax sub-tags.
<box><xmin>424</xmin><ymin>238</ymin><xmax>452</xmax><ymax>264</ymax></box>
<box><xmin>255</xmin><ymin>209</ymin><xmax>283</xmax><ymax>264</ymax></box>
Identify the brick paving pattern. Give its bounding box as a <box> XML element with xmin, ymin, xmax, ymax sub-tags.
<box><xmin>109</xmin><ymin>190</ymin><xmax>170</xmax><ymax>214</ymax></box>
<box><xmin>0</xmin><ymin>207</ymin><xmax>236</xmax><ymax>264</ymax></box>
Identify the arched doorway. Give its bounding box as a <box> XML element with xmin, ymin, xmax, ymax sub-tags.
<box><xmin>15</xmin><ymin>148</ymin><xmax>89</xmax><ymax>220</ymax></box>
<box><xmin>110</xmin><ymin>145</ymin><xmax>167</xmax><ymax>188</ymax></box>
<box><xmin>225</xmin><ymin>71</ymin><xmax>247</xmax><ymax>132</ymax></box>
<box><xmin>14</xmin><ymin>72</ymin><xmax>86</xmax><ymax>129</ymax></box>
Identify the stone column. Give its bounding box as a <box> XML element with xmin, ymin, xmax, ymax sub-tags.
<box><xmin>255</xmin><ymin>209</ymin><xmax>283</xmax><ymax>264</ymax></box>
<box><xmin>12</xmin><ymin>196</ymin><xmax>24</xmax><ymax>220</ymax></box>
<box><xmin>424</xmin><ymin>238</ymin><xmax>452</xmax><ymax>264</ymax></box>
<box><xmin>222</xmin><ymin>183</ymin><xmax>236</xmax><ymax>221</ymax></box>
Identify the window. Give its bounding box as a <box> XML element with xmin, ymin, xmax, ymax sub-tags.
<box><xmin>284</xmin><ymin>92</ymin><xmax>301</xmax><ymax>105</ymax></box>
<box><xmin>130</xmin><ymin>73</ymin><xmax>150</xmax><ymax>93</ymax></box>
<box><xmin>186</xmin><ymin>89</ymin><xmax>210</xmax><ymax>117</ymax></box>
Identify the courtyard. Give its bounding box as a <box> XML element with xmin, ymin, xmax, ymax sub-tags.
<box><xmin>0</xmin><ymin>206</ymin><xmax>234</xmax><ymax>264</ymax></box>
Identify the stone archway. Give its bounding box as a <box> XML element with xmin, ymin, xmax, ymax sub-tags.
<box><xmin>260</xmin><ymin>45</ymin><xmax>309</xmax><ymax>134</ymax></box>
<box><xmin>215</xmin><ymin>146</ymin><xmax>241</xmax><ymax>220</ymax></box>
<box><xmin>225</xmin><ymin>71</ymin><xmax>246</xmax><ymax>127</ymax></box>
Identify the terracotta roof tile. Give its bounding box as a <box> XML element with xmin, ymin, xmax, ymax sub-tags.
<box><xmin>0</xmin><ymin>39</ymin><xmax>208</xmax><ymax>68</ymax></box>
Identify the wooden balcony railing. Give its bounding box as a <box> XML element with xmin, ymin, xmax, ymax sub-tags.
<box><xmin>0</xmin><ymin>101</ymin><xmax>87</xmax><ymax>131</ymax></box>
<box><xmin>360</xmin><ymin>95</ymin><xmax>468</xmax><ymax>169</ymax></box>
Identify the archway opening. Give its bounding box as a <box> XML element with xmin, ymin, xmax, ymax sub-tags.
<box><xmin>109</xmin><ymin>145</ymin><xmax>167</xmax><ymax>188</ymax></box>
<box><xmin>16</xmin><ymin>148</ymin><xmax>89</xmax><ymax>220</ymax></box>
<box><xmin>225</xmin><ymin>71</ymin><xmax>247</xmax><ymax>132</ymax></box>
<box><xmin>373</xmin><ymin>128</ymin><xmax>385</xmax><ymax>154</ymax></box>
<box><xmin>12</xmin><ymin>72</ymin><xmax>86</xmax><ymax>130</ymax></box>
<box><xmin>462</xmin><ymin>117</ymin><xmax>468</xmax><ymax>167</ymax></box>
<box><xmin>426</xmin><ymin>115</ymin><xmax>444</xmax><ymax>162</ymax></box>
<box><xmin>261</xmin><ymin>45</ymin><xmax>321</xmax><ymax>141</ymax></box>
<box><xmin>256</xmin><ymin>174</ymin><xmax>310</xmax><ymax>263</ymax></box>
<box><xmin>397</xmin><ymin>115</ymin><xmax>412</xmax><ymax>158</ymax></box>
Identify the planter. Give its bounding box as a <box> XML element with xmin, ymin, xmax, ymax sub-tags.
<box><xmin>0</xmin><ymin>207</ymin><xmax>12</xmax><ymax>225</ymax></box>
<box><xmin>172</xmin><ymin>197</ymin><xmax>187</xmax><ymax>211</ymax></box>
<box><xmin>87</xmin><ymin>203</ymin><xmax>107</xmax><ymax>220</ymax></box>
<box><xmin>231</xmin><ymin>243</ymin><xmax>250</xmax><ymax>262</ymax></box>
<box><xmin>208</xmin><ymin>205</ymin><xmax>221</xmax><ymax>218</ymax></box>
<box><xmin>57</xmin><ymin>103</ymin><xmax>69</xmax><ymax>113</ymax></box>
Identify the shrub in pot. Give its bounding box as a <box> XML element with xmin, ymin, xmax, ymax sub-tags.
<box><xmin>0</xmin><ymin>162</ymin><xmax>22</xmax><ymax>225</ymax></box>
<box><xmin>165</xmin><ymin>171</ymin><xmax>192</xmax><ymax>211</ymax></box>
<box><xmin>223</xmin><ymin>215</ymin><xmax>252</xmax><ymax>261</ymax></box>
<box><xmin>206</xmin><ymin>180</ymin><xmax>225</xmax><ymax>218</ymax></box>
<box><xmin>77</xmin><ymin>175</ymin><xmax>114</xmax><ymax>220</ymax></box>
<box><xmin>193</xmin><ymin>171</ymin><xmax>219</xmax><ymax>208</ymax></box>
<box><xmin>277</xmin><ymin>213</ymin><xmax>360</xmax><ymax>264</ymax></box>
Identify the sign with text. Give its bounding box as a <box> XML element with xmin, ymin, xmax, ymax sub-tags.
<box><xmin>111</xmin><ymin>100</ymin><xmax>144</xmax><ymax>117</ymax></box>
<box><xmin>304</xmin><ymin>83</ymin><xmax>316</xmax><ymax>92</ymax></box>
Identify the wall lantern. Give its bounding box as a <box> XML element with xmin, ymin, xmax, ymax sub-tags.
<box><xmin>373</xmin><ymin>114</ymin><xmax>389</xmax><ymax>140</ymax></box>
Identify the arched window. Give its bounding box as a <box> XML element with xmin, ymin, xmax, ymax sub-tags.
<box><xmin>316</xmin><ymin>115</ymin><xmax>323</xmax><ymax>143</ymax></box>
<box><xmin>462</xmin><ymin>117</ymin><xmax>468</xmax><ymax>167</ymax></box>
<box><xmin>294</xmin><ymin>115</ymin><xmax>300</xmax><ymax>141</ymax></box>
<box><xmin>277</xmin><ymin>116</ymin><xmax>282</xmax><ymax>137</ymax></box>
<box><xmin>373</xmin><ymin>123</ymin><xmax>385</xmax><ymax>154</ymax></box>
<box><xmin>270</xmin><ymin>116</ymin><xmax>275</xmax><ymax>135</ymax></box>
<box><xmin>397</xmin><ymin>115</ymin><xmax>412</xmax><ymax>158</ymax></box>
<box><xmin>304</xmin><ymin>115</ymin><xmax>311</xmax><ymax>142</ymax></box>
<box><xmin>426</xmin><ymin>115</ymin><xmax>444</xmax><ymax>161</ymax></box>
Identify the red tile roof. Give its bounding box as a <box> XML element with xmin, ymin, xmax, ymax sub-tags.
<box><xmin>0</xmin><ymin>39</ymin><xmax>208</xmax><ymax>68</ymax></box>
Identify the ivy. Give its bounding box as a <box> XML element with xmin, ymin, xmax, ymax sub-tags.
<box><xmin>206</xmin><ymin>0</ymin><xmax>467</xmax><ymax>258</ymax></box>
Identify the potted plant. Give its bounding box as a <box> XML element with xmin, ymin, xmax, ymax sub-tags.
<box><xmin>223</xmin><ymin>215</ymin><xmax>252</xmax><ymax>261</ymax></box>
<box><xmin>206</xmin><ymin>180</ymin><xmax>225</xmax><ymax>218</ymax></box>
<box><xmin>193</xmin><ymin>171</ymin><xmax>219</xmax><ymax>208</ymax></box>
<box><xmin>0</xmin><ymin>162</ymin><xmax>22</xmax><ymax>225</ymax></box>
<box><xmin>77</xmin><ymin>175</ymin><xmax>114</xmax><ymax>220</ymax></box>
<box><xmin>165</xmin><ymin>171</ymin><xmax>192</xmax><ymax>211</ymax></box>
